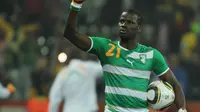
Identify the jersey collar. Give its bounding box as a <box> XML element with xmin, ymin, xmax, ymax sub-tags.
<box><xmin>118</xmin><ymin>41</ymin><xmax>140</xmax><ymax>51</ymax></box>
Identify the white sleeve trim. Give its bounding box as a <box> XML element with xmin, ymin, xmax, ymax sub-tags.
<box><xmin>86</xmin><ymin>37</ymin><xmax>93</xmax><ymax>52</ymax></box>
<box><xmin>158</xmin><ymin>67</ymin><xmax>169</xmax><ymax>76</ymax></box>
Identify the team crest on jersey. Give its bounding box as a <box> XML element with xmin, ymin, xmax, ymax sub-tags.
<box><xmin>139</xmin><ymin>54</ymin><xmax>147</xmax><ymax>64</ymax></box>
<box><xmin>126</xmin><ymin>52</ymin><xmax>150</xmax><ymax>65</ymax></box>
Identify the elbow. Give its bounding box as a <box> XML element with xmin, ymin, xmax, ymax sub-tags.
<box><xmin>63</xmin><ymin>27</ymin><xmax>69</xmax><ymax>38</ymax></box>
<box><xmin>172</xmin><ymin>81</ymin><xmax>182</xmax><ymax>91</ymax></box>
<box><xmin>63</xmin><ymin>24</ymin><xmax>75</xmax><ymax>39</ymax></box>
<box><xmin>175</xmin><ymin>82</ymin><xmax>182</xmax><ymax>89</ymax></box>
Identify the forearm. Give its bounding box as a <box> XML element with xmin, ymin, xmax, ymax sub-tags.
<box><xmin>67</xmin><ymin>9</ymin><xmax>78</xmax><ymax>27</ymax></box>
<box><xmin>63</xmin><ymin>0</ymin><xmax>91</xmax><ymax>51</ymax></box>
<box><xmin>159</xmin><ymin>70</ymin><xmax>187</xmax><ymax>111</ymax></box>
<box><xmin>64</xmin><ymin>9</ymin><xmax>78</xmax><ymax>39</ymax></box>
<box><xmin>174</xmin><ymin>83</ymin><xmax>186</xmax><ymax>109</ymax></box>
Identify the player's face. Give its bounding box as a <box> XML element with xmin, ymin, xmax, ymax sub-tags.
<box><xmin>118</xmin><ymin>12</ymin><xmax>141</xmax><ymax>40</ymax></box>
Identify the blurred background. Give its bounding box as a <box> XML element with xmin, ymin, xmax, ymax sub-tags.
<box><xmin>0</xmin><ymin>0</ymin><xmax>200</xmax><ymax>112</ymax></box>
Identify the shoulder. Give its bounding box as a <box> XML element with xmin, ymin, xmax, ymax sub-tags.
<box><xmin>89</xmin><ymin>36</ymin><xmax>112</xmax><ymax>43</ymax></box>
<box><xmin>69</xmin><ymin>59</ymin><xmax>82</xmax><ymax>64</ymax></box>
<box><xmin>137</xmin><ymin>44</ymin><xmax>155</xmax><ymax>52</ymax></box>
<box><xmin>139</xmin><ymin>44</ymin><xmax>162</xmax><ymax>51</ymax></box>
<box><xmin>57</xmin><ymin>65</ymin><xmax>68</xmax><ymax>77</ymax></box>
<box><xmin>138</xmin><ymin>44</ymin><xmax>164</xmax><ymax>57</ymax></box>
<box><xmin>84</xmin><ymin>60</ymin><xmax>101</xmax><ymax>67</ymax></box>
<box><xmin>68</xmin><ymin>59</ymin><xmax>83</xmax><ymax>69</ymax></box>
<box><xmin>87</xmin><ymin>36</ymin><xmax>115</xmax><ymax>53</ymax></box>
<box><xmin>83</xmin><ymin>60</ymin><xmax>103</xmax><ymax>75</ymax></box>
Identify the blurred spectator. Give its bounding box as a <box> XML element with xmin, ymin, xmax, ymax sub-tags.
<box><xmin>99</xmin><ymin>0</ymin><xmax>121</xmax><ymax>26</ymax></box>
<box><xmin>168</xmin><ymin>54</ymin><xmax>189</xmax><ymax>96</ymax></box>
<box><xmin>180</xmin><ymin>18</ymin><xmax>200</xmax><ymax>61</ymax></box>
<box><xmin>0</xmin><ymin>71</ymin><xmax>15</xmax><ymax>99</ymax></box>
<box><xmin>181</xmin><ymin>53</ymin><xmax>200</xmax><ymax>100</ymax></box>
<box><xmin>25</xmin><ymin>0</ymin><xmax>44</xmax><ymax>23</ymax></box>
<box><xmin>180</xmin><ymin>29</ymin><xmax>198</xmax><ymax>60</ymax></box>
<box><xmin>168</xmin><ymin>1</ymin><xmax>195</xmax><ymax>53</ymax></box>
<box><xmin>31</xmin><ymin>56</ymin><xmax>53</xmax><ymax>96</ymax></box>
<box><xmin>0</xmin><ymin>1</ymin><xmax>200</xmax><ymax>111</ymax></box>
<box><xmin>19</xmin><ymin>24</ymin><xmax>41</xmax><ymax>68</ymax></box>
<box><xmin>0</xmin><ymin>0</ymin><xmax>17</xmax><ymax>21</ymax></box>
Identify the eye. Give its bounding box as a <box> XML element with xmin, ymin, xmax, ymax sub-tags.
<box><xmin>120</xmin><ymin>19</ymin><xmax>125</xmax><ymax>24</ymax></box>
<box><xmin>127</xmin><ymin>20</ymin><xmax>132</xmax><ymax>24</ymax></box>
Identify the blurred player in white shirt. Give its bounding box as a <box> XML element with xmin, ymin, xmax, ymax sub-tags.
<box><xmin>48</xmin><ymin>58</ymin><xmax>103</xmax><ymax>112</ymax></box>
<box><xmin>0</xmin><ymin>74</ymin><xmax>15</xmax><ymax>99</ymax></box>
<box><xmin>0</xmin><ymin>82</ymin><xmax>15</xmax><ymax>99</ymax></box>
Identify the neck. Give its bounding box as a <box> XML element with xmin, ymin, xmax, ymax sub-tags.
<box><xmin>120</xmin><ymin>39</ymin><xmax>138</xmax><ymax>50</ymax></box>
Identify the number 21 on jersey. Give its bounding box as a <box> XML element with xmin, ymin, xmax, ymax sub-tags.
<box><xmin>106</xmin><ymin>43</ymin><xmax>120</xmax><ymax>58</ymax></box>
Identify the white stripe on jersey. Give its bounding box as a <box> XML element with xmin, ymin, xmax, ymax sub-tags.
<box><xmin>105</xmin><ymin>86</ymin><xmax>147</xmax><ymax>101</ymax></box>
<box><xmin>103</xmin><ymin>64</ymin><xmax>151</xmax><ymax>79</ymax></box>
<box><xmin>105</xmin><ymin>105</ymin><xmax>149</xmax><ymax>112</ymax></box>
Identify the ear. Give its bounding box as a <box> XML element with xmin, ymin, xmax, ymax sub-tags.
<box><xmin>138</xmin><ymin>25</ymin><xmax>141</xmax><ymax>32</ymax></box>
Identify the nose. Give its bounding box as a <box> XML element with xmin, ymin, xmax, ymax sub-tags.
<box><xmin>121</xmin><ymin>22</ymin><xmax>126</xmax><ymax>26</ymax></box>
<box><xmin>120</xmin><ymin>22</ymin><xmax>127</xmax><ymax>28</ymax></box>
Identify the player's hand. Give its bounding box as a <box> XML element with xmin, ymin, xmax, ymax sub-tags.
<box><xmin>178</xmin><ymin>108</ymin><xmax>187</xmax><ymax>112</ymax></box>
<box><xmin>73</xmin><ymin>0</ymin><xmax>85</xmax><ymax>4</ymax></box>
<box><xmin>7</xmin><ymin>83</ymin><xmax>16</xmax><ymax>93</ymax></box>
<box><xmin>71</xmin><ymin>0</ymin><xmax>85</xmax><ymax>11</ymax></box>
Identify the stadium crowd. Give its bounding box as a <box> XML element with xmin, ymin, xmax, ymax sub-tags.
<box><xmin>0</xmin><ymin>0</ymin><xmax>200</xmax><ymax>111</ymax></box>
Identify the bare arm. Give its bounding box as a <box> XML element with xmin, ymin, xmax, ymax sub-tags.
<box><xmin>63</xmin><ymin>4</ymin><xmax>91</xmax><ymax>51</ymax></box>
<box><xmin>159</xmin><ymin>70</ymin><xmax>186</xmax><ymax>110</ymax></box>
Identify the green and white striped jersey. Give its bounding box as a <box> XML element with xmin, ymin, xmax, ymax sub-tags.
<box><xmin>87</xmin><ymin>37</ymin><xmax>169</xmax><ymax>112</ymax></box>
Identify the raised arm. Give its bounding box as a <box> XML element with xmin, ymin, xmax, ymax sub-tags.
<box><xmin>63</xmin><ymin>0</ymin><xmax>91</xmax><ymax>51</ymax></box>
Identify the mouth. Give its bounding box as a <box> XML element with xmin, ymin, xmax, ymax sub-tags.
<box><xmin>119</xmin><ymin>29</ymin><xmax>127</xmax><ymax>34</ymax></box>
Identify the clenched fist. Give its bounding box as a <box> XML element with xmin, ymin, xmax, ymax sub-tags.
<box><xmin>70</xmin><ymin>0</ymin><xmax>85</xmax><ymax>11</ymax></box>
<box><xmin>73</xmin><ymin>0</ymin><xmax>85</xmax><ymax>4</ymax></box>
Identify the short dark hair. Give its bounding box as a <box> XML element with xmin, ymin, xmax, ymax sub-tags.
<box><xmin>126</xmin><ymin>9</ymin><xmax>143</xmax><ymax>26</ymax></box>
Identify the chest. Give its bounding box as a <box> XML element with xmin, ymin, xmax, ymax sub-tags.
<box><xmin>102</xmin><ymin>44</ymin><xmax>154</xmax><ymax>71</ymax></box>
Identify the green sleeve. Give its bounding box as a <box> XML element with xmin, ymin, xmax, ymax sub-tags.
<box><xmin>87</xmin><ymin>36</ymin><xmax>109</xmax><ymax>55</ymax></box>
<box><xmin>152</xmin><ymin>49</ymin><xmax>169</xmax><ymax>76</ymax></box>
